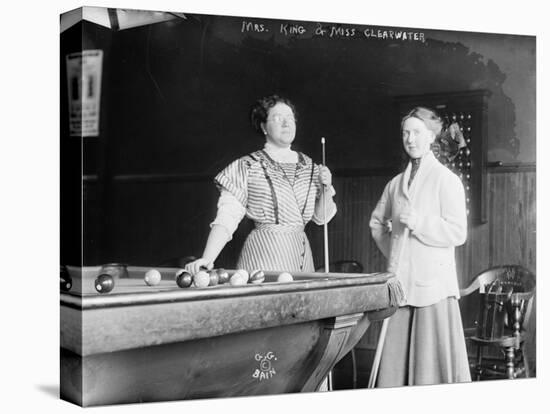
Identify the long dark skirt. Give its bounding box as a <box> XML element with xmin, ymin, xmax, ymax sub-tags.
<box><xmin>377</xmin><ymin>297</ymin><xmax>471</xmax><ymax>387</ymax></box>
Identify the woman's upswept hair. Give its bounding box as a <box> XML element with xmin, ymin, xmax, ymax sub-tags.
<box><xmin>401</xmin><ymin>106</ymin><xmax>443</xmax><ymax>138</ymax></box>
<box><xmin>250</xmin><ymin>94</ymin><xmax>298</xmax><ymax>136</ymax></box>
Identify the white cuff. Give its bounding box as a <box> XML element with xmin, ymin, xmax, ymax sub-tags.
<box><xmin>317</xmin><ymin>184</ymin><xmax>336</xmax><ymax>199</ymax></box>
<box><xmin>312</xmin><ymin>187</ymin><xmax>337</xmax><ymax>224</ymax></box>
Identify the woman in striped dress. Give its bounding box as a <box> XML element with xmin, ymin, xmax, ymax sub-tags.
<box><xmin>185</xmin><ymin>94</ymin><xmax>337</xmax><ymax>275</ymax></box>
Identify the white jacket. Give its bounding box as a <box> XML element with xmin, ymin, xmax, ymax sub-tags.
<box><xmin>370</xmin><ymin>151</ymin><xmax>467</xmax><ymax>307</ymax></box>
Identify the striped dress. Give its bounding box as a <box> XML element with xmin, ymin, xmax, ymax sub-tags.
<box><xmin>214</xmin><ymin>150</ymin><xmax>326</xmax><ymax>273</ymax></box>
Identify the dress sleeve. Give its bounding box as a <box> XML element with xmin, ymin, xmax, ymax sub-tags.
<box><xmin>312</xmin><ymin>185</ymin><xmax>337</xmax><ymax>224</ymax></box>
<box><xmin>313</xmin><ymin>163</ymin><xmax>323</xmax><ymax>200</ymax></box>
<box><xmin>311</xmin><ymin>162</ymin><xmax>337</xmax><ymax>224</ymax></box>
<box><xmin>214</xmin><ymin>157</ymin><xmax>250</xmax><ymax>207</ymax></box>
<box><xmin>210</xmin><ymin>190</ymin><xmax>247</xmax><ymax>240</ymax></box>
<box><xmin>312</xmin><ymin>162</ymin><xmax>336</xmax><ymax>200</ymax></box>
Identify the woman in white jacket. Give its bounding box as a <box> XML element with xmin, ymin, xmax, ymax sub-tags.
<box><xmin>370</xmin><ymin>107</ymin><xmax>471</xmax><ymax>386</ymax></box>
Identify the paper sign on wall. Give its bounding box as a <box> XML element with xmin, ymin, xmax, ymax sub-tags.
<box><xmin>66</xmin><ymin>50</ymin><xmax>103</xmax><ymax>137</ymax></box>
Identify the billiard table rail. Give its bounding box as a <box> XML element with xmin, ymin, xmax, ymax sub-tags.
<box><xmin>61</xmin><ymin>270</ymin><xmax>396</xmax><ymax>310</ymax></box>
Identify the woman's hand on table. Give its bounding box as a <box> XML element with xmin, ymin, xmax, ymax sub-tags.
<box><xmin>185</xmin><ymin>258</ymin><xmax>214</xmax><ymax>275</ymax></box>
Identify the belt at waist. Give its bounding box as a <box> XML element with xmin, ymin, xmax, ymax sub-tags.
<box><xmin>254</xmin><ymin>223</ymin><xmax>305</xmax><ymax>233</ymax></box>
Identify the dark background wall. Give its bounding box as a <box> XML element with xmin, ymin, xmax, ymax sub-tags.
<box><xmin>80</xmin><ymin>14</ymin><xmax>535</xmax><ymax>178</ymax></box>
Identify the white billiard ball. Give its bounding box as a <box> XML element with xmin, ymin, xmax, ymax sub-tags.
<box><xmin>277</xmin><ymin>272</ymin><xmax>293</xmax><ymax>282</ymax></box>
<box><xmin>144</xmin><ymin>269</ymin><xmax>162</xmax><ymax>286</ymax></box>
<box><xmin>234</xmin><ymin>269</ymin><xmax>249</xmax><ymax>282</ymax></box>
<box><xmin>229</xmin><ymin>273</ymin><xmax>247</xmax><ymax>286</ymax></box>
<box><xmin>194</xmin><ymin>270</ymin><xmax>211</xmax><ymax>288</ymax></box>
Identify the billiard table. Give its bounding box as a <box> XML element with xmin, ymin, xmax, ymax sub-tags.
<box><xmin>60</xmin><ymin>266</ymin><xmax>401</xmax><ymax>406</ymax></box>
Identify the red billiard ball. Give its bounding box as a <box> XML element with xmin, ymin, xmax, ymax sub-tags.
<box><xmin>175</xmin><ymin>269</ymin><xmax>193</xmax><ymax>288</ymax></box>
<box><xmin>249</xmin><ymin>269</ymin><xmax>265</xmax><ymax>284</ymax></box>
<box><xmin>60</xmin><ymin>266</ymin><xmax>72</xmax><ymax>292</ymax></box>
<box><xmin>217</xmin><ymin>268</ymin><xmax>230</xmax><ymax>284</ymax></box>
<box><xmin>94</xmin><ymin>274</ymin><xmax>114</xmax><ymax>293</ymax></box>
<box><xmin>208</xmin><ymin>270</ymin><xmax>219</xmax><ymax>286</ymax></box>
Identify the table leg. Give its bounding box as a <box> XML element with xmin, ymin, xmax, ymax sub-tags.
<box><xmin>302</xmin><ymin>313</ymin><xmax>365</xmax><ymax>392</ymax></box>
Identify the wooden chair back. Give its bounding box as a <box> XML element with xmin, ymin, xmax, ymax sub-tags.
<box><xmin>460</xmin><ymin>265</ymin><xmax>536</xmax><ymax>338</ymax></box>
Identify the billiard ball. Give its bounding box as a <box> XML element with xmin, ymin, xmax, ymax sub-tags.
<box><xmin>208</xmin><ymin>270</ymin><xmax>219</xmax><ymax>286</ymax></box>
<box><xmin>277</xmin><ymin>272</ymin><xmax>293</xmax><ymax>283</ymax></box>
<box><xmin>60</xmin><ymin>266</ymin><xmax>72</xmax><ymax>292</ymax></box>
<box><xmin>217</xmin><ymin>268</ymin><xmax>230</xmax><ymax>284</ymax></box>
<box><xmin>234</xmin><ymin>269</ymin><xmax>249</xmax><ymax>282</ymax></box>
<box><xmin>194</xmin><ymin>270</ymin><xmax>210</xmax><ymax>288</ymax></box>
<box><xmin>94</xmin><ymin>274</ymin><xmax>114</xmax><ymax>293</ymax></box>
<box><xmin>175</xmin><ymin>269</ymin><xmax>193</xmax><ymax>288</ymax></box>
<box><xmin>144</xmin><ymin>269</ymin><xmax>162</xmax><ymax>286</ymax></box>
<box><xmin>229</xmin><ymin>274</ymin><xmax>247</xmax><ymax>286</ymax></box>
<box><xmin>249</xmin><ymin>269</ymin><xmax>265</xmax><ymax>284</ymax></box>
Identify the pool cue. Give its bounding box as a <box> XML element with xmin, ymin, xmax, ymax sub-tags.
<box><xmin>367</xmin><ymin>226</ymin><xmax>410</xmax><ymax>388</ymax></box>
<box><xmin>321</xmin><ymin>137</ymin><xmax>333</xmax><ymax>392</ymax></box>
<box><xmin>321</xmin><ymin>137</ymin><xmax>330</xmax><ymax>274</ymax></box>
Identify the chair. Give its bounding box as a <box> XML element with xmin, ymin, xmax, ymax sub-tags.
<box><xmin>460</xmin><ymin>265</ymin><xmax>536</xmax><ymax>380</ymax></box>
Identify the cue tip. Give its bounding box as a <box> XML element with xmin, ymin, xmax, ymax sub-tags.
<box><xmin>321</xmin><ymin>137</ymin><xmax>325</xmax><ymax>144</ymax></box>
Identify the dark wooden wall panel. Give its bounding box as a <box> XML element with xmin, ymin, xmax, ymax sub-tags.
<box><xmin>488</xmin><ymin>170</ymin><xmax>536</xmax><ymax>269</ymax></box>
